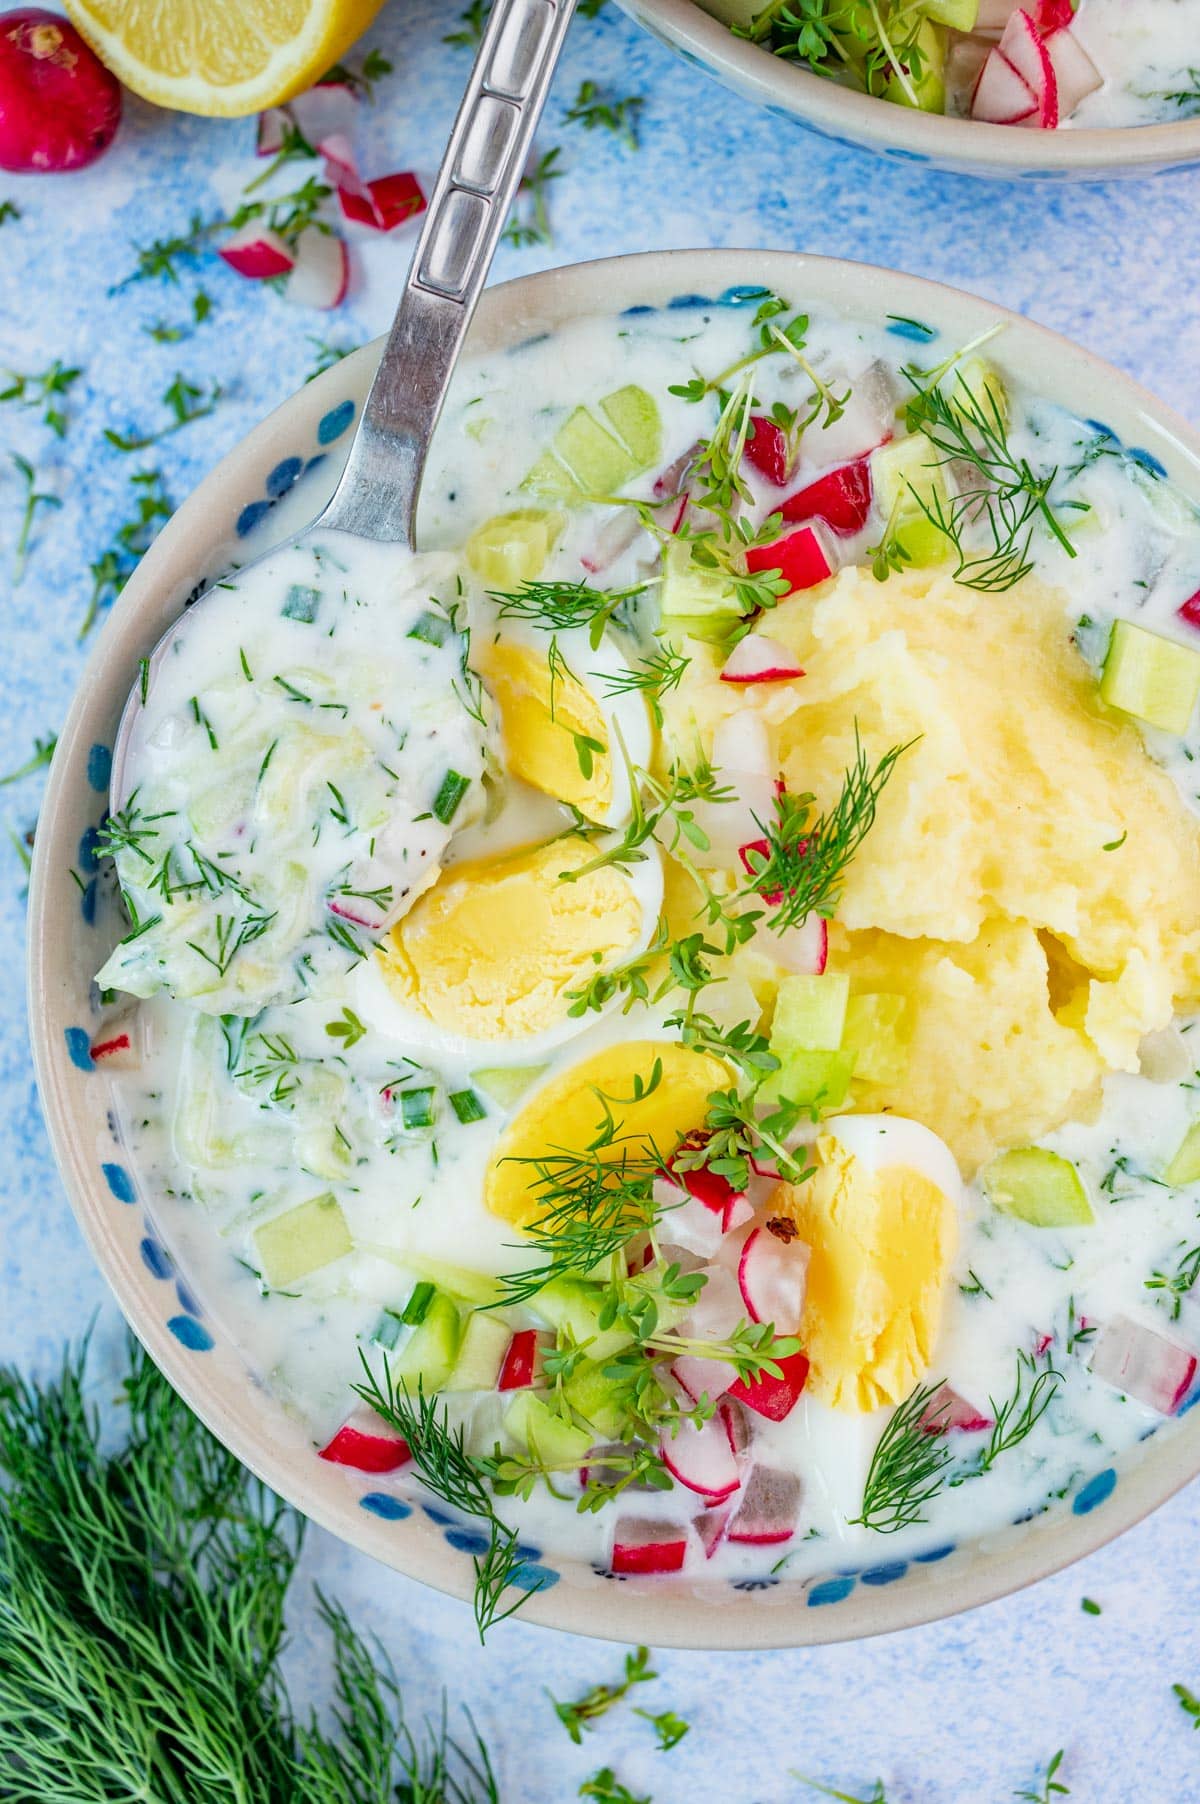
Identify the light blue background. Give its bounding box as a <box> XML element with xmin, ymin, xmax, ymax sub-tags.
<box><xmin>3</xmin><ymin>4</ymin><xmax>1200</xmax><ymax>1799</ymax></box>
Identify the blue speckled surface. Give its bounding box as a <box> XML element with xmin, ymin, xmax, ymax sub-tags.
<box><xmin>3</xmin><ymin>4</ymin><xmax>1200</xmax><ymax>1798</ymax></box>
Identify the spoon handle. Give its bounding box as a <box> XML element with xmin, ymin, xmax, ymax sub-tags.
<box><xmin>323</xmin><ymin>0</ymin><xmax>577</xmax><ymax>544</ymax></box>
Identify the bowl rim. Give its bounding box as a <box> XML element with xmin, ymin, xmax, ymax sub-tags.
<box><xmin>618</xmin><ymin>0</ymin><xmax>1200</xmax><ymax>175</ymax></box>
<box><xmin>27</xmin><ymin>245</ymin><xmax>1200</xmax><ymax>1649</ymax></box>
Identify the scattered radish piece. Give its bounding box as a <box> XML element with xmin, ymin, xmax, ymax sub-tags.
<box><xmin>1089</xmin><ymin>1314</ymin><xmax>1197</xmax><ymax>1415</ymax></box>
<box><xmin>218</xmin><ymin>224</ymin><xmax>296</xmax><ymax>279</ymax></box>
<box><xmin>0</xmin><ymin>8</ymin><xmax>121</xmax><ymax>173</ymax></box>
<box><xmin>919</xmin><ymin>1382</ymin><xmax>992</xmax><ymax>1435</ymax></box>
<box><xmin>289</xmin><ymin>79</ymin><xmax>359</xmax><ymax>151</ymax></box>
<box><xmin>321</xmin><ymin>128</ymin><xmax>367</xmax><ymax>199</ymax></box>
<box><xmin>1044</xmin><ymin>28</ymin><xmax>1102</xmax><ymax>120</ymax></box>
<box><xmin>737</xmin><ymin>1227</ymin><xmax>809</xmax><ymax>1336</ymax></box>
<box><xmin>727</xmin><ymin>1465</ymin><xmax>802</xmax><ymax>1544</ymax></box>
<box><xmin>1177</xmin><ymin>590</ymin><xmax>1200</xmax><ymax>631</ymax></box>
<box><xmin>257</xmin><ymin>106</ymin><xmax>289</xmax><ymax>157</ymax></box>
<box><xmin>655</xmin><ymin>1177</ymin><xmax>726</xmax><ymax>1258</ymax></box>
<box><xmin>781</xmin><ymin>457</ymin><xmax>873</xmax><ymax>536</ymax></box>
<box><xmin>339</xmin><ymin>171</ymin><xmax>427</xmax><ymax>233</ymax></box>
<box><xmin>772</xmin><ymin>914</ymin><xmax>829</xmax><ymax>976</ymax></box>
<box><xmin>728</xmin><ymin>1348</ymin><xmax>811</xmax><ymax>1422</ymax></box>
<box><xmin>497</xmin><ymin>1328</ymin><xmax>547</xmax><ymax>1392</ymax></box>
<box><xmin>660</xmin><ymin>1413</ymin><xmax>742</xmax><ymax>1500</ymax></box>
<box><xmin>745</xmin><ymin>523</ymin><xmax>837</xmax><ymax>595</ymax></box>
<box><xmin>995</xmin><ymin>10</ymin><xmax>1058</xmax><ymax>127</ymax></box>
<box><xmin>720</xmin><ymin>634</ymin><xmax>804</xmax><ymax>685</ymax></box>
<box><xmin>612</xmin><ymin>1518</ymin><xmax>689</xmax><ymax>1575</ymax></box>
<box><xmin>971</xmin><ymin>49</ymin><xmax>1038</xmax><ymax>123</ymax></box>
<box><xmin>743</xmin><ymin>415</ymin><xmax>790</xmax><ymax>486</ymax></box>
<box><xmin>319</xmin><ymin>1406</ymin><xmax>411</xmax><ymax>1472</ymax></box>
<box><xmin>282</xmin><ymin>230</ymin><xmax>350</xmax><ymax>310</ymax></box>
<box><xmin>693</xmin><ymin>1503</ymin><xmax>731</xmax><ymax>1558</ymax></box>
<box><xmin>90</xmin><ymin>1012</ymin><xmax>140</xmax><ymax>1070</ymax></box>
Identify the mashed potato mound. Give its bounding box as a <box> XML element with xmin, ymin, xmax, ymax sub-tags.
<box><xmin>664</xmin><ymin>565</ymin><xmax>1200</xmax><ymax>1174</ymax></box>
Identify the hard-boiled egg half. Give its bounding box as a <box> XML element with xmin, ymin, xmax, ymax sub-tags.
<box><xmin>778</xmin><ymin>1114</ymin><xmax>964</xmax><ymax>1412</ymax></box>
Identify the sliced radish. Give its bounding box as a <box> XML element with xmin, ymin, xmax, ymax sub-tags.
<box><xmin>727</xmin><ymin>1465</ymin><xmax>802</xmax><ymax>1544</ymax></box>
<box><xmin>772</xmin><ymin>914</ymin><xmax>829</xmax><ymax>976</ymax></box>
<box><xmin>684</xmin><ymin>1266</ymin><xmax>746</xmax><ymax>1342</ymax></box>
<box><xmin>737</xmin><ymin>1226</ymin><xmax>809</xmax><ymax>1336</ymax></box>
<box><xmin>282</xmin><ymin>229</ymin><xmax>350</xmax><ymax>310</ymax></box>
<box><xmin>90</xmin><ymin>1012</ymin><xmax>140</xmax><ymax>1070</ymax></box>
<box><xmin>580</xmin><ymin>508</ymin><xmax>644</xmax><ymax>574</ymax></box>
<box><xmin>660</xmin><ymin>1413</ymin><xmax>742</xmax><ymax>1500</ymax></box>
<box><xmin>1089</xmin><ymin>1314</ymin><xmax>1197</xmax><ymax>1415</ymax></box>
<box><xmin>738</xmin><ymin>835</ymin><xmax>785</xmax><ymax>905</ymax></box>
<box><xmin>919</xmin><ymin>1382</ymin><xmax>992</xmax><ymax>1435</ymax></box>
<box><xmin>673</xmin><ymin>1157</ymin><xmax>737</xmax><ymax>1217</ymax></box>
<box><xmin>218</xmin><ymin>224</ymin><xmax>295</xmax><ymax>279</ymax></box>
<box><xmin>781</xmin><ymin>457</ymin><xmax>873</xmax><ymax>537</ymax></box>
<box><xmin>328</xmin><ymin>892</ymin><xmax>388</xmax><ymax>932</ymax></box>
<box><xmin>976</xmin><ymin>0</ymin><xmax>1019</xmax><ymax>28</ymax></box>
<box><xmin>720</xmin><ymin>634</ymin><xmax>804</xmax><ymax>685</ymax></box>
<box><xmin>724</xmin><ymin>1194</ymin><xmax>756</xmax><ymax>1232</ymax></box>
<box><xmin>673</xmin><ymin>1353</ymin><xmax>738</xmax><ymax>1403</ymax></box>
<box><xmin>611</xmin><ymin>1518</ymin><xmax>689</xmax><ymax>1574</ymax></box>
<box><xmin>720</xmin><ymin>1396</ymin><xmax>753</xmax><ymax>1457</ymax></box>
<box><xmin>320</xmin><ymin>129</ymin><xmax>367</xmax><ymax>199</ymax></box>
<box><xmin>745</xmin><ymin>523</ymin><xmax>837</xmax><ymax>596</ymax></box>
<box><xmin>996</xmin><ymin>11</ymin><xmax>1058</xmax><ymax>126</ymax></box>
<box><xmin>319</xmin><ymin>1406</ymin><xmax>411</xmax><ymax>1473</ymax></box>
<box><xmin>497</xmin><ymin>1328</ymin><xmax>546</xmax><ymax>1391</ymax></box>
<box><xmin>290</xmin><ymin>79</ymin><xmax>359</xmax><ymax>150</ymax></box>
<box><xmin>693</xmin><ymin>1503</ymin><xmax>731</xmax><ymax>1558</ymax></box>
<box><xmin>800</xmin><ymin>364</ymin><xmax>893</xmax><ymax>469</ymax></box>
<box><xmin>971</xmin><ymin>49</ymin><xmax>1038</xmax><ymax>123</ymax></box>
<box><xmin>1034</xmin><ymin>0</ymin><xmax>1076</xmax><ymax>32</ymax></box>
<box><xmin>257</xmin><ymin>106</ymin><xmax>289</xmax><ymax>156</ymax></box>
<box><xmin>689</xmin><ymin>711</ymin><xmax>777</xmax><ymax>868</ymax></box>
<box><xmin>1177</xmin><ymin>589</ymin><xmax>1200</xmax><ymax>631</ymax></box>
<box><xmin>743</xmin><ymin>415</ymin><xmax>790</xmax><ymax>486</ymax></box>
<box><xmin>339</xmin><ymin>171</ymin><xmax>427</xmax><ymax>233</ymax></box>
<box><xmin>655</xmin><ymin>1176</ymin><xmax>726</xmax><ymax>1258</ymax></box>
<box><xmin>1044</xmin><ymin>28</ymin><xmax>1101</xmax><ymax>121</ymax></box>
<box><xmin>728</xmin><ymin>1348</ymin><xmax>810</xmax><ymax>1422</ymax></box>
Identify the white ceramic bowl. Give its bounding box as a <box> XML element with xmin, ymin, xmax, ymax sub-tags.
<box><xmin>28</xmin><ymin>248</ymin><xmax>1200</xmax><ymax>1648</ymax></box>
<box><xmin>618</xmin><ymin>0</ymin><xmax>1200</xmax><ymax>181</ymax></box>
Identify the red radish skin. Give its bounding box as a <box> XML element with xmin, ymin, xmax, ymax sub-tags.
<box><xmin>693</xmin><ymin>1504</ymin><xmax>731</xmax><ymax>1559</ymax></box>
<box><xmin>781</xmin><ymin>458</ymin><xmax>873</xmax><ymax>536</ymax></box>
<box><xmin>497</xmin><ymin>1329</ymin><xmax>546</xmax><ymax>1392</ymax></box>
<box><xmin>744</xmin><ymin>415</ymin><xmax>790</xmax><ymax>486</ymax></box>
<box><xmin>283</xmin><ymin>230</ymin><xmax>350</xmax><ymax>310</ymax></box>
<box><xmin>726</xmin><ymin>1465</ymin><xmax>802</xmax><ymax>1544</ymax></box>
<box><xmin>728</xmin><ymin>1348</ymin><xmax>811</xmax><ymax>1422</ymax></box>
<box><xmin>339</xmin><ymin>171</ymin><xmax>427</xmax><ymax>232</ymax></box>
<box><xmin>611</xmin><ymin>1520</ymin><xmax>689</xmax><ymax>1575</ymax></box>
<box><xmin>737</xmin><ymin>1226</ymin><xmax>809</xmax><ymax>1336</ymax></box>
<box><xmin>328</xmin><ymin>893</ymin><xmax>387</xmax><ymax>932</ymax></box>
<box><xmin>772</xmin><ymin>914</ymin><xmax>829</xmax><ymax>977</ymax></box>
<box><xmin>996</xmin><ymin>9</ymin><xmax>1058</xmax><ymax>126</ymax></box>
<box><xmin>659</xmin><ymin>1414</ymin><xmax>742</xmax><ymax>1500</ymax></box>
<box><xmin>319</xmin><ymin>1409</ymin><xmax>411</xmax><ymax>1473</ymax></box>
<box><xmin>1034</xmin><ymin>0</ymin><xmax>1075</xmax><ymax>32</ymax></box>
<box><xmin>218</xmin><ymin>225</ymin><xmax>295</xmax><ymax>280</ymax></box>
<box><xmin>919</xmin><ymin>1382</ymin><xmax>992</xmax><ymax>1435</ymax></box>
<box><xmin>0</xmin><ymin>9</ymin><xmax>121</xmax><ymax>173</ymax></box>
<box><xmin>745</xmin><ymin>523</ymin><xmax>836</xmax><ymax>596</ymax></box>
<box><xmin>720</xmin><ymin>635</ymin><xmax>804</xmax><ymax>685</ymax></box>
<box><xmin>1089</xmin><ymin>1314</ymin><xmax>1198</xmax><ymax>1415</ymax></box>
<box><xmin>1044</xmin><ymin>27</ymin><xmax>1102</xmax><ymax>119</ymax></box>
<box><xmin>1179</xmin><ymin>591</ymin><xmax>1200</xmax><ymax>631</ymax></box>
<box><xmin>971</xmin><ymin>49</ymin><xmax>1038</xmax><ymax>122</ymax></box>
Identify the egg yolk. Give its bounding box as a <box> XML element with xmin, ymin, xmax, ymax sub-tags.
<box><xmin>477</xmin><ymin>639</ymin><xmax>612</xmax><ymax>821</ymax></box>
<box><xmin>376</xmin><ymin>838</ymin><xmax>643</xmax><ymax>1042</ymax></box>
<box><xmin>779</xmin><ymin>1135</ymin><xmax>958</xmax><ymax>1412</ymax></box>
<box><xmin>484</xmin><ymin>1040</ymin><xmax>728</xmax><ymax>1227</ymax></box>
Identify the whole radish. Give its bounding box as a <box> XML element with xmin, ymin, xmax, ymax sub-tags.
<box><xmin>0</xmin><ymin>8</ymin><xmax>121</xmax><ymax>173</ymax></box>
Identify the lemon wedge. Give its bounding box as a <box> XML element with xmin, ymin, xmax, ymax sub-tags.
<box><xmin>65</xmin><ymin>0</ymin><xmax>386</xmax><ymax>117</ymax></box>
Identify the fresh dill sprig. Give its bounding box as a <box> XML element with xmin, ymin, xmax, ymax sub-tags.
<box><xmin>490</xmin><ymin>577</ymin><xmax>646</xmax><ymax>648</ymax></box>
<box><xmin>443</xmin><ymin>0</ymin><xmax>490</xmax><ymax>46</ymax></box>
<box><xmin>549</xmin><ymin>1645</ymin><xmax>656</xmax><ymax>1743</ymax></box>
<box><xmin>980</xmin><ymin>1350</ymin><xmax>1061</xmax><ymax>1471</ymax></box>
<box><xmin>9</xmin><ymin>452</ymin><xmax>60</xmax><ymax>583</ymax></box>
<box><xmin>793</xmin><ymin>1779</ymin><xmax>889</xmax><ymax>1804</ymax></box>
<box><xmin>490</xmin><ymin>1140</ymin><xmax>663</xmax><ymax>1308</ymax></box>
<box><xmin>1173</xmin><ymin>1680</ymin><xmax>1200</xmax><ymax>1728</ymax></box>
<box><xmin>0</xmin><ymin>1337</ymin><xmax>500</xmax><ymax>1800</ymax></box>
<box><xmin>851</xmin><ymin>1379</ymin><xmax>953</xmax><ymax>1534</ymax></box>
<box><xmin>563</xmin><ymin>79</ymin><xmax>643</xmax><ymax>150</ymax></box>
<box><xmin>739</xmin><ymin>730</ymin><xmax>914</xmax><ymax>931</ymax></box>
<box><xmin>352</xmin><ymin>1362</ymin><xmax>541</xmax><ymax>1640</ymax></box>
<box><xmin>595</xmin><ymin>645</ymin><xmax>690</xmax><ymax>726</ymax></box>
<box><xmin>83</xmin><ymin>468</ymin><xmax>172</xmax><ymax>639</ymax></box>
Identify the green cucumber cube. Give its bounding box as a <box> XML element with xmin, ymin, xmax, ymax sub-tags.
<box><xmin>1166</xmin><ymin>1120</ymin><xmax>1200</xmax><ymax>1187</ymax></box>
<box><xmin>444</xmin><ymin>1311</ymin><xmax>511</xmax><ymax>1391</ymax></box>
<box><xmin>552</xmin><ymin>406</ymin><xmax>637</xmax><ymax>497</ymax></box>
<box><xmin>562</xmin><ymin>1357</ymin><xmax>626</xmax><ymax>1439</ymax></box>
<box><xmin>393</xmin><ymin>1289</ymin><xmax>462</xmax><ymax>1391</ymax></box>
<box><xmin>521</xmin><ymin>450</ymin><xmax>584</xmax><ymax>504</ymax></box>
<box><xmin>772</xmin><ymin>972</ymin><xmax>850</xmax><ymax>1055</ymax></box>
<box><xmin>925</xmin><ymin>0</ymin><xmax>977</xmax><ymax>23</ymax></box>
<box><xmin>873</xmin><ymin>435</ymin><xmax>951</xmax><ymax>568</ymax></box>
<box><xmin>599</xmin><ymin>384</ymin><xmax>662</xmax><ymax>466</ymax></box>
<box><xmin>658</xmin><ymin>542</ymin><xmax>745</xmax><ymax>638</ymax></box>
<box><xmin>1100</xmin><ymin>620</ymin><xmax>1200</xmax><ymax>736</ymax></box>
<box><xmin>882</xmin><ymin>21</ymin><xmax>945</xmax><ymax>111</ymax></box>
<box><xmin>983</xmin><ymin>1147</ymin><xmax>1093</xmax><ymax>1227</ymax></box>
<box><xmin>504</xmin><ymin>1391</ymin><xmax>592</xmax><ymax>1469</ymax></box>
<box><xmin>472</xmin><ymin>1064</ymin><xmax>548</xmax><ymax>1108</ymax></box>
<box><xmin>761</xmin><ymin>1047</ymin><xmax>856</xmax><ymax>1111</ymax></box>
<box><xmin>254</xmin><ymin>1192</ymin><xmax>351</xmax><ymax>1287</ymax></box>
<box><xmin>951</xmin><ymin>354</ymin><xmax>1008</xmax><ymax>426</ymax></box>
<box><xmin>465</xmin><ymin>508</ymin><xmax>564</xmax><ymax>588</ymax></box>
<box><xmin>534</xmin><ymin>1278</ymin><xmax>635</xmax><ymax>1361</ymax></box>
<box><xmin>843</xmin><ymin>992</ymin><xmax>912</xmax><ymax>1085</ymax></box>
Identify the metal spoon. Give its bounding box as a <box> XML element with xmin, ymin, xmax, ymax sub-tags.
<box><xmin>110</xmin><ymin>0</ymin><xmax>576</xmax><ymax>804</ymax></box>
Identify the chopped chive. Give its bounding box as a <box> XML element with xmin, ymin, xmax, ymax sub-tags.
<box><xmin>400</xmin><ymin>1087</ymin><xmax>437</xmax><ymax>1130</ymax></box>
<box><xmin>408</xmin><ymin>610</ymin><xmax>451</xmax><ymax>647</ymax></box>
<box><xmin>402</xmin><ymin>1281</ymin><xmax>436</xmax><ymax>1325</ymax></box>
<box><xmin>138</xmin><ymin>657</ymin><xmax>150</xmax><ymax>704</ymax></box>
<box><xmin>282</xmin><ymin>584</ymin><xmax>321</xmax><ymax>623</ymax></box>
<box><xmin>432</xmin><ymin>770</ymin><xmax>469</xmax><ymax>824</ymax></box>
<box><xmin>449</xmin><ymin>1088</ymin><xmax>486</xmax><ymax>1124</ymax></box>
<box><xmin>1081</xmin><ymin>1597</ymin><xmax>1102</xmax><ymax>1615</ymax></box>
<box><xmin>239</xmin><ymin>646</ymin><xmax>253</xmax><ymax>681</ymax></box>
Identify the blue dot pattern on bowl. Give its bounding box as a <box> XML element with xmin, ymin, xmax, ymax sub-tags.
<box><xmin>236</xmin><ymin>402</ymin><xmax>356</xmax><ymax>538</ymax></box>
<box><xmin>360</xmin><ymin>1493</ymin><xmax>413</xmax><ymax>1521</ymax></box>
<box><xmin>167</xmin><ymin>1315</ymin><xmax>214</xmax><ymax>1352</ymax></box>
<box><xmin>86</xmin><ymin>743</ymin><xmax>111</xmax><ymax>791</ymax></box>
<box><xmin>64</xmin><ymin>1026</ymin><xmax>93</xmax><ymax>1071</ymax></box>
<box><xmin>101</xmin><ymin>1161</ymin><xmax>135</xmax><ymax>1204</ymax></box>
<box><xmin>1073</xmin><ymin>1468</ymin><xmax>1118</xmax><ymax>1515</ymax></box>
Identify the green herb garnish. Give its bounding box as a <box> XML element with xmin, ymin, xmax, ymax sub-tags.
<box><xmin>550</xmin><ymin>1644</ymin><xmax>655</xmax><ymax>1743</ymax></box>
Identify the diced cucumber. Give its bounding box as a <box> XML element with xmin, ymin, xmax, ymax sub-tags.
<box><xmin>882</xmin><ymin>20</ymin><xmax>945</xmax><ymax>112</ymax></box>
<box><xmin>983</xmin><ymin>1147</ymin><xmax>1094</xmax><ymax>1227</ymax></box>
<box><xmin>521</xmin><ymin>450</ymin><xmax>584</xmax><ymax>504</ymax></box>
<box><xmin>924</xmin><ymin>0</ymin><xmax>977</xmax><ymax>24</ymax></box>
<box><xmin>873</xmin><ymin>435</ymin><xmax>951</xmax><ymax>569</ymax></box>
<box><xmin>1166</xmin><ymin>1120</ymin><xmax>1200</xmax><ymax>1187</ymax></box>
<box><xmin>472</xmin><ymin>1064</ymin><xmax>548</xmax><ymax>1108</ymax></box>
<box><xmin>444</xmin><ymin>1311</ymin><xmax>511</xmax><ymax>1391</ymax></box>
<box><xmin>396</xmin><ymin>1254</ymin><xmax>504</xmax><ymax>1307</ymax></box>
<box><xmin>657</xmin><ymin>542</ymin><xmax>745</xmax><ymax>644</ymax></box>
<box><xmin>282</xmin><ymin>583</ymin><xmax>321</xmax><ymax>623</ymax></box>
<box><xmin>465</xmin><ymin>508</ymin><xmax>565</xmax><ymax>589</ymax></box>
<box><xmin>254</xmin><ymin>1192</ymin><xmax>351</xmax><ymax>1287</ymax></box>
<box><xmin>761</xmin><ymin>1047</ymin><xmax>856</xmax><ymax>1111</ymax></box>
<box><xmin>553</xmin><ymin>407</ymin><xmax>636</xmax><ymax>497</ymax></box>
<box><xmin>369</xmin><ymin>1309</ymin><xmax>404</xmax><ymax>1351</ymax></box>
<box><xmin>951</xmin><ymin>355</ymin><xmax>1008</xmax><ymax>426</ymax></box>
<box><xmin>843</xmin><ymin>992</ymin><xmax>912</xmax><ymax>1085</ymax></box>
<box><xmin>1100</xmin><ymin>620</ymin><xmax>1200</xmax><ymax>736</ymax></box>
<box><xmin>534</xmin><ymin>1278</ymin><xmax>635</xmax><ymax>1361</ymax></box>
<box><xmin>772</xmin><ymin>972</ymin><xmax>850</xmax><ymax>1055</ymax></box>
<box><xmin>504</xmin><ymin>1391</ymin><xmax>593</xmax><ymax>1469</ymax></box>
<box><xmin>599</xmin><ymin>385</ymin><xmax>662</xmax><ymax>466</ymax></box>
<box><xmin>393</xmin><ymin>1290</ymin><xmax>462</xmax><ymax>1392</ymax></box>
<box><xmin>401</xmin><ymin>1087</ymin><xmax>438</xmax><ymax>1130</ymax></box>
<box><xmin>562</xmin><ymin>1357</ymin><xmax>626</xmax><ymax>1439</ymax></box>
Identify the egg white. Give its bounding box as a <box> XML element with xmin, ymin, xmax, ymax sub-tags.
<box><xmin>821</xmin><ymin>1113</ymin><xmax>965</xmax><ymax>1211</ymax></box>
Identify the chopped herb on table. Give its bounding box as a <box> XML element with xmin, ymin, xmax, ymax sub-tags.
<box><xmin>0</xmin><ymin>731</ymin><xmax>55</xmax><ymax>786</ymax></box>
<box><xmin>549</xmin><ymin>1645</ymin><xmax>656</xmax><ymax>1743</ymax></box>
<box><xmin>0</xmin><ymin>359</ymin><xmax>82</xmax><ymax>437</ymax></box>
<box><xmin>503</xmin><ymin>147</ymin><xmax>563</xmax><ymax>248</ymax></box>
<box><xmin>8</xmin><ymin>452</ymin><xmax>60</xmax><ymax>584</ymax></box>
<box><xmin>1013</xmin><ymin>1748</ymin><xmax>1070</xmax><ymax>1803</ymax></box>
<box><xmin>82</xmin><ymin>468</ymin><xmax>172</xmax><ymax>640</ymax></box>
<box><xmin>563</xmin><ymin>80</ymin><xmax>643</xmax><ymax>150</ymax></box>
<box><xmin>579</xmin><ymin>1771</ymin><xmax>650</xmax><ymax>1804</ymax></box>
<box><xmin>104</xmin><ymin>371</ymin><xmax>222</xmax><ymax>452</ymax></box>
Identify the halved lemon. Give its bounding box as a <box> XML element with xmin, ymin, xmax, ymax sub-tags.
<box><xmin>65</xmin><ymin>0</ymin><xmax>386</xmax><ymax>117</ymax></box>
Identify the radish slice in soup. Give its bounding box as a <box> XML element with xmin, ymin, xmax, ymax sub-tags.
<box><xmin>726</xmin><ymin>1465</ymin><xmax>802</xmax><ymax>1544</ymax></box>
<box><xmin>673</xmin><ymin>1353</ymin><xmax>739</xmax><ymax>1403</ymax></box>
<box><xmin>319</xmin><ymin>1407</ymin><xmax>411</xmax><ymax>1472</ymax></box>
<box><xmin>1089</xmin><ymin>1315</ymin><xmax>1198</xmax><ymax>1415</ymax></box>
<box><xmin>659</xmin><ymin>1413</ymin><xmax>742</xmax><ymax>1500</ymax></box>
<box><xmin>737</xmin><ymin>1226</ymin><xmax>809</xmax><ymax>1335</ymax></box>
<box><xmin>919</xmin><ymin>1383</ymin><xmax>992</xmax><ymax>1435</ymax></box>
<box><xmin>611</xmin><ymin>1519</ymin><xmax>689</xmax><ymax>1574</ymax></box>
<box><xmin>728</xmin><ymin>1348</ymin><xmax>811</xmax><ymax>1422</ymax></box>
